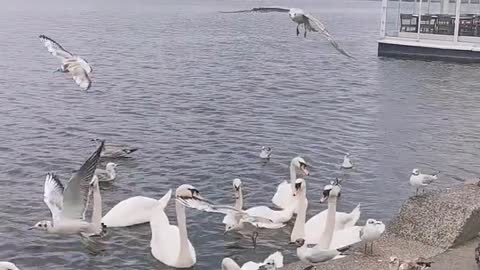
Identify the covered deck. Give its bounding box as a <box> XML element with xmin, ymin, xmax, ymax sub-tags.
<box><xmin>378</xmin><ymin>0</ymin><xmax>480</xmax><ymax>61</ymax></box>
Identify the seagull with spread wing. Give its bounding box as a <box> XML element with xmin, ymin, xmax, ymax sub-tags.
<box><xmin>221</xmin><ymin>7</ymin><xmax>353</xmax><ymax>58</ymax></box>
<box><xmin>30</xmin><ymin>141</ymin><xmax>104</xmax><ymax>236</ymax></box>
<box><xmin>38</xmin><ymin>35</ymin><xmax>93</xmax><ymax>90</ymax></box>
<box><xmin>177</xmin><ymin>195</ymin><xmax>276</xmax><ymax>247</ymax></box>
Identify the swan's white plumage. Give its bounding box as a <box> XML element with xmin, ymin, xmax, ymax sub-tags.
<box><xmin>328</xmin><ymin>225</ymin><xmax>362</xmax><ymax>249</ymax></box>
<box><xmin>245</xmin><ymin>206</ymin><xmax>292</xmax><ymax>225</ymax></box>
<box><xmin>0</xmin><ymin>262</ymin><xmax>19</xmax><ymax>270</ymax></box>
<box><xmin>150</xmin><ymin>209</ymin><xmax>196</xmax><ymax>267</ymax></box>
<box><xmin>271</xmin><ymin>181</ymin><xmax>292</xmax><ymax>209</ymax></box>
<box><xmin>222</xmin><ymin>252</ymin><xmax>283</xmax><ymax>270</ymax></box>
<box><xmin>150</xmin><ymin>185</ymin><xmax>196</xmax><ymax>268</ymax></box>
<box><xmin>102</xmin><ymin>190</ymin><xmax>171</xmax><ymax>227</ymax></box>
<box><xmin>304</xmin><ymin>203</ymin><xmax>361</xmax><ymax>244</ymax></box>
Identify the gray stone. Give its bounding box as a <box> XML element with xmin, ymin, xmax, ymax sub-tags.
<box><xmin>388</xmin><ymin>185</ymin><xmax>480</xmax><ymax>249</ymax></box>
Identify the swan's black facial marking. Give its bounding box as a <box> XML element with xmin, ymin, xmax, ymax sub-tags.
<box><xmin>295</xmin><ymin>182</ymin><xmax>302</xmax><ymax>190</ymax></box>
<box><xmin>299</xmin><ymin>162</ymin><xmax>307</xmax><ymax>170</ymax></box>
<box><xmin>234</xmin><ymin>185</ymin><xmax>240</xmax><ymax>192</ymax></box>
<box><xmin>294</xmin><ymin>238</ymin><xmax>305</xmax><ymax>247</ymax></box>
<box><xmin>188</xmin><ymin>188</ymin><xmax>200</xmax><ymax>197</ymax></box>
<box><xmin>367</xmin><ymin>220</ymin><xmax>375</xmax><ymax>225</ymax></box>
<box><xmin>323</xmin><ymin>188</ymin><xmax>331</xmax><ymax>198</ymax></box>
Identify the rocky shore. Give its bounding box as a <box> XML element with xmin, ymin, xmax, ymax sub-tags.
<box><xmin>283</xmin><ymin>183</ymin><xmax>480</xmax><ymax>270</ymax></box>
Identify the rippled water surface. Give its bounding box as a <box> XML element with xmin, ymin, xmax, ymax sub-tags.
<box><xmin>1</xmin><ymin>0</ymin><xmax>480</xmax><ymax>269</ymax></box>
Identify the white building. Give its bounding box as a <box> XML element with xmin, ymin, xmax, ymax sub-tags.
<box><xmin>378</xmin><ymin>0</ymin><xmax>480</xmax><ymax>61</ymax></box>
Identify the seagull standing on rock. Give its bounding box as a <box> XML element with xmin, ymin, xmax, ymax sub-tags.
<box><xmin>359</xmin><ymin>219</ymin><xmax>385</xmax><ymax>255</ymax></box>
<box><xmin>409</xmin><ymin>169</ymin><xmax>439</xmax><ymax>195</ymax></box>
<box><xmin>221</xmin><ymin>7</ymin><xmax>353</xmax><ymax>58</ymax></box>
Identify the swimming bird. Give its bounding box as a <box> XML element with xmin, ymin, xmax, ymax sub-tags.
<box><xmin>409</xmin><ymin>169</ymin><xmax>438</xmax><ymax>195</ymax></box>
<box><xmin>359</xmin><ymin>219</ymin><xmax>385</xmax><ymax>255</ymax></box>
<box><xmin>102</xmin><ymin>191</ymin><xmax>172</xmax><ymax>227</ymax></box>
<box><xmin>38</xmin><ymin>35</ymin><xmax>92</xmax><ymax>90</ymax></box>
<box><xmin>272</xmin><ymin>156</ymin><xmax>309</xmax><ymax>214</ymax></box>
<box><xmin>475</xmin><ymin>243</ymin><xmax>480</xmax><ymax>264</ymax></box>
<box><xmin>0</xmin><ymin>262</ymin><xmax>19</xmax><ymax>270</ymax></box>
<box><xmin>259</xmin><ymin>146</ymin><xmax>272</xmax><ymax>160</ymax></box>
<box><xmin>150</xmin><ymin>185</ymin><xmax>207</xmax><ymax>268</ymax></box>
<box><xmin>222</xmin><ymin>178</ymin><xmax>285</xmax><ymax>247</ymax></box>
<box><xmin>341</xmin><ymin>153</ymin><xmax>353</xmax><ymax>169</ymax></box>
<box><xmin>95</xmin><ymin>162</ymin><xmax>117</xmax><ymax>181</ymax></box>
<box><xmin>30</xmin><ymin>141</ymin><xmax>104</xmax><ymax>235</ymax></box>
<box><xmin>91</xmin><ymin>139</ymin><xmax>139</xmax><ymax>158</ymax></box>
<box><xmin>294</xmin><ymin>238</ymin><xmax>347</xmax><ymax>265</ymax></box>
<box><xmin>221</xmin><ymin>7</ymin><xmax>353</xmax><ymax>58</ymax></box>
<box><xmin>292</xmin><ymin>179</ymin><xmax>361</xmax><ymax>248</ymax></box>
<box><xmin>221</xmin><ymin>251</ymin><xmax>283</xmax><ymax>270</ymax></box>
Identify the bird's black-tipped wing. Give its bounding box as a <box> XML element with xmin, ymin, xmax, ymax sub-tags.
<box><xmin>62</xmin><ymin>140</ymin><xmax>104</xmax><ymax>220</ymax></box>
<box><xmin>39</xmin><ymin>35</ymin><xmax>74</xmax><ymax>60</ymax></box>
<box><xmin>303</xmin><ymin>14</ymin><xmax>354</xmax><ymax>59</ymax></box>
<box><xmin>221</xmin><ymin>7</ymin><xmax>290</xmax><ymax>13</ymax></box>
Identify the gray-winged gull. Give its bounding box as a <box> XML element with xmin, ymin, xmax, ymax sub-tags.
<box><xmin>39</xmin><ymin>35</ymin><xmax>92</xmax><ymax>90</ymax></box>
<box><xmin>221</xmin><ymin>7</ymin><xmax>353</xmax><ymax>58</ymax></box>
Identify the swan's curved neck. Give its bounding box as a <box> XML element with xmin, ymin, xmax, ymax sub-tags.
<box><xmin>234</xmin><ymin>188</ymin><xmax>243</xmax><ymax>210</ymax></box>
<box><xmin>175</xmin><ymin>200</ymin><xmax>191</xmax><ymax>263</ymax></box>
<box><xmin>291</xmin><ymin>191</ymin><xmax>307</xmax><ymax>242</ymax></box>
<box><xmin>289</xmin><ymin>163</ymin><xmax>297</xmax><ymax>184</ymax></box>
<box><xmin>222</xmin><ymin>258</ymin><xmax>241</xmax><ymax>270</ymax></box>
<box><xmin>319</xmin><ymin>196</ymin><xmax>337</xmax><ymax>249</ymax></box>
<box><xmin>91</xmin><ymin>183</ymin><xmax>102</xmax><ymax>231</ymax></box>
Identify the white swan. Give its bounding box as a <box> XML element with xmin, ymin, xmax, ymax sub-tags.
<box><xmin>95</xmin><ymin>162</ymin><xmax>117</xmax><ymax>181</ymax></box>
<box><xmin>299</xmin><ymin>184</ymin><xmax>360</xmax><ymax>244</ymax></box>
<box><xmin>102</xmin><ymin>191</ymin><xmax>172</xmax><ymax>227</ymax></box>
<box><xmin>341</xmin><ymin>153</ymin><xmax>353</xmax><ymax>169</ymax></box>
<box><xmin>31</xmin><ymin>142</ymin><xmax>103</xmax><ymax>235</ymax></box>
<box><xmin>222</xmin><ymin>251</ymin><xmax>283</xmax><ymax>270</ymax></box>
<box><xmin>410</xmin><ymin>168</ymin><xmax>438</xmax><ymax>195</ymax></box>
<box><xmin>223</xmin><ymin>179</ymin><xmax>245</xmax><ymax>232</ymax></box>
<box><xmin>150</xmin><ymin>185</ymin><xmax>199</xmax><ymax>268</ymax></box>
<box><xmin>222</xmin><ymin>178</ymin><xmax>285</xmax><ymax>232</ymax></box>
<box><xmin>0</xmin><ymin>262</ymin><xmax>19</xmax><ymax>270</ymax></box>
<box><xmin>81</xmin><ymin>175</ymin><xmax>104</xmax><ymax>237</ymax></box>
<box><xmin>272</xmin><ymin>156</ymin><xmax>309</xmax><ymax>213</ymax></box>
<box><xmin>292</xmin><ymin>181</ymin><xmax>362</xmax><ymax>249</ymax></box>
<box><xmin>294</xmin><ymin>238</ymin><xmax>347</xmax><ymax>264</ymax></box>
<box><xmin>360</xmin><ymin>219</ymin><xmax>385</xmax><ymax>255</ymax></box>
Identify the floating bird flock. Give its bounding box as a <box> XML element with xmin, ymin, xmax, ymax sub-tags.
<box><xmin>3</xmin><ymin>5</ymin><xmax>453</xmax><ymax>268</ymax></box>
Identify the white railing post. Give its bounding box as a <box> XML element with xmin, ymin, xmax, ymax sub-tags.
<box><xmin>380</xmin><ymin>0</ymin><xmax>388</xmax><ymax>37</ymax></box>
<box><xmin>453</xmin><ymin>0</ymin><xmax>461</xmax><ymax>42</ymax></box>
<box><xmin>417</xmin><ymin>0</ymin><xmax>423</xmax><ymax>40</ymax></box>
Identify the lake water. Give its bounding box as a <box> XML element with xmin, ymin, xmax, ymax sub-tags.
<box><xmin>1</xmin><ymin>0</ymin><xmax>479</xmax><ymax>269</ymax></box>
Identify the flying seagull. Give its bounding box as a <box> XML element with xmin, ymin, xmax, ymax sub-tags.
<box><xmin>221</xmin><ymin>7</ymin><xmax>353</xmax><ymax>58</ymax></box>
<box><xmin>39</xmin><ymin>35</ymin><xmax>93</xmax><ymax>90</ymax></box>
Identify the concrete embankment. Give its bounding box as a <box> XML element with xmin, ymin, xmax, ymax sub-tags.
<box><xmin>283</xmin><ymin>183</ymin><xmax>480</xmax><ymax>270</ymax></box>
